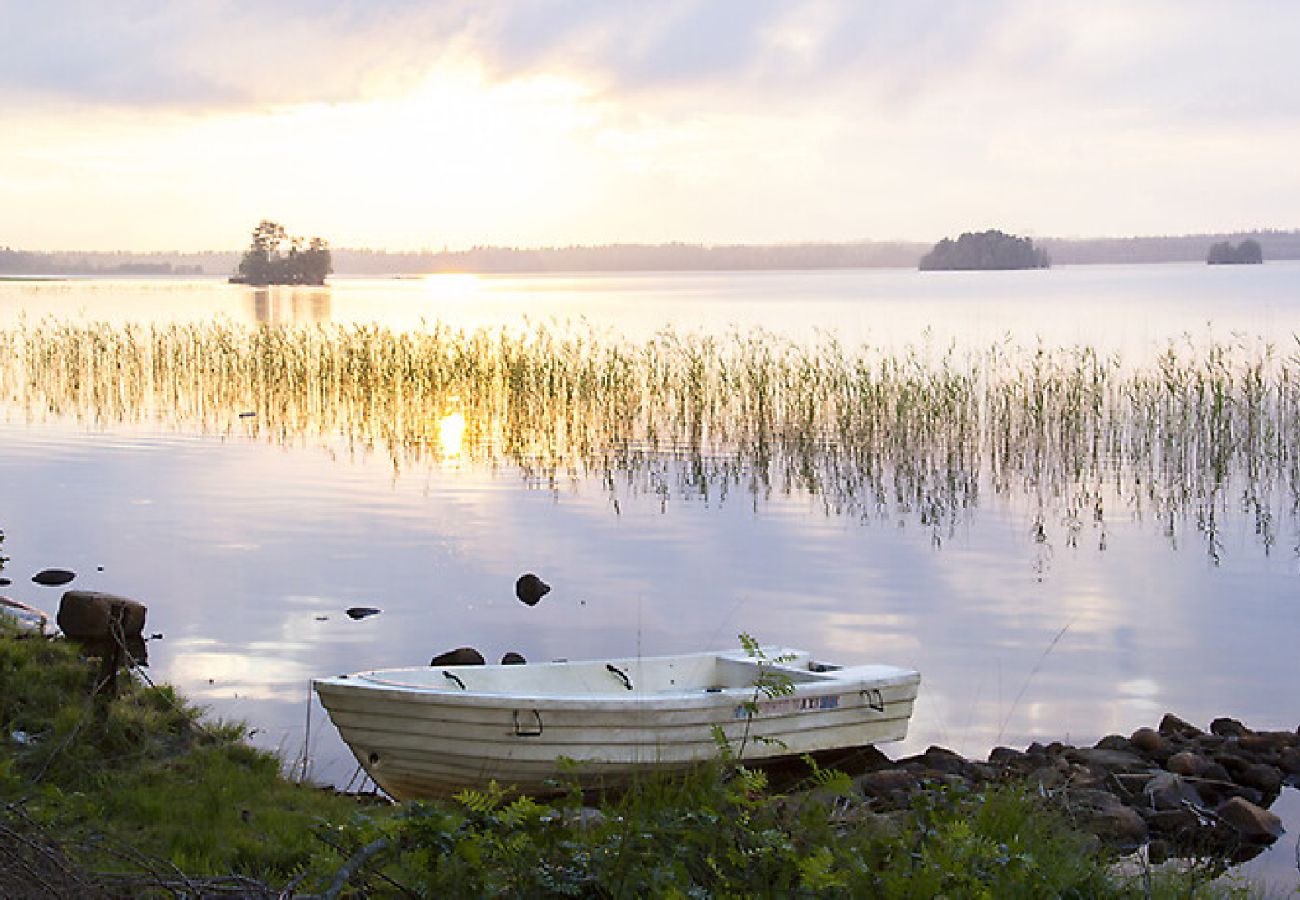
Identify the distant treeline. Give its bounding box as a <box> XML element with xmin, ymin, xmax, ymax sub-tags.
<box><xmin>1039</xmin><ymin>229</ymin><xmax>1300</xmax><ymax>265</ymax></box>
<box><xmin>4</xmin><ymin>230</ymin><xmax>1300</xmax><ymax>276</ymax></box>
<box><xmin>0</xmin><ymin>248</ymin><xmax>219</xmax><ymax>276</ymax></box>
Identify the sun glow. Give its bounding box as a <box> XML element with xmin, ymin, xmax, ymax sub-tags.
<box><xmin>437</xmin><ymin>409</ymin><xmax>467</xmax><ymax>461</ymax></box>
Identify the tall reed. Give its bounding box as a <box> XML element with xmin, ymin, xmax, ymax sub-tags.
<box><xmin>2</xmin><ymin>320</ymin><xmax>1297</xmax><ymax>557</ymax></box>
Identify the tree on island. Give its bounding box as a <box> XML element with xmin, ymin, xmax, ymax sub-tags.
<box><xmin>919</xmin><ymin>229</ymin><xmax>1050</xmax><ymax>271</ymax></box>
<box><xmin>1206</xmin><ymin>239</ymin><xmax>1263</xmax><ymax>265</ymax></box>
<box><xmin>231</xmin><ymin>220</ymin><xmax>332</xmax><ymax>285</ymax></box>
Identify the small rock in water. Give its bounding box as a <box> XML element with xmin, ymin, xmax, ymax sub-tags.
<box><xmin>515</xmin><ymin>573</ymin><xmax>550</xmax><ymax>607</ymax></box>
<box><xmin>314</xmin><ymin>615</ymin><xmax>329</xmax><ymax>621</ymax></box>
<box><xmin>0</xmin><ymin>578</ymin><xmax>10</xmax><ymax>587</ymax></box>
<box><xmin>345</xmin><ymin>607</ymin><xmax>381</xmax><ymax>620</ymax></box>
<box><xmin>430</xmin><ymin>647</ymin><xmax>485</xmax><ymax>666</ymax></box>
<box><xmin>501</xmin><ymin>652</ymin><xmax>527</xmax><ymax>665</ymax></box>
<box><xmin>32</xmin><ymin>568</ymin><xmax>75</xmax><ymax>587</ymax></box>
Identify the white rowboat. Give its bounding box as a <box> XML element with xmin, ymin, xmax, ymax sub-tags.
<box><xmin>314</xmin><ymin>648</ymin><xmax>921</xmax><ymax>800</ymax></box>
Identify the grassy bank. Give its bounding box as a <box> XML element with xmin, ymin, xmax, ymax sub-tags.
<box><xmin>0</xmin><ymin>620</ymin><xmax>1247</xmax><ymax>897</ymax></box>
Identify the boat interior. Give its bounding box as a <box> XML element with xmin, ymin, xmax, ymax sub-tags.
<box><xmin>346</xmin><ymin>648</ymin><xmax>856</xmax><ymax>696</ymax></box>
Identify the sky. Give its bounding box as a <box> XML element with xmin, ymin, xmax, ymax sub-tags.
<box><xmin>2</xmin><ymin>0</ymin><xmax>1300</xmax><ymax>251</ymax></box>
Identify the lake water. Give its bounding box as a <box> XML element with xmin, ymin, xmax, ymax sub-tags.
<box><xmin>1</xmin><ymin>264</ymin><xmax>1298</xmax><ymax>887</ymax></box>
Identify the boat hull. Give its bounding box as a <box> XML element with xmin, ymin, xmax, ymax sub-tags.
<box><xmin>314</xmin><ymin>649</ymin><xmax>920</xmax><ymax>800</ymax></box>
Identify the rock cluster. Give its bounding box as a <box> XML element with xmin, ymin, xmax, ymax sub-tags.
<box><xmin>844</xmin><ymin>714</ymin><xmax>1297</xmax><ymax>863</ymax></box>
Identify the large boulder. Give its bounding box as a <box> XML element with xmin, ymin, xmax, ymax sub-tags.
<box><xmin>1209</xmin><ymin>717</ymin><xmax>1249</xmax><ymax>738</ymax></box>
<box><xmin>1233</xmin><ymin>762</ymin><xmax>1283</xmax><ymax>797</ymax></box>
<box><xmin>1130</xmin><ymin>727</ymin><xmax>1170</xmax><ymax>760</ymax></box>
<box><xmin>56</xmin><ymin>591</ymin><xmax>146</xmax><ymax>642</ymax></box>
<box><xmin>1068</xmin><ymin>789</ymin><xmax>1148</xmax><ymax>848</ymax></box>
<box><xmin>1166</xmin><ymin>751</ymin><xmax>1211</xmax><ymax>777</ymax></box>
<box><xmin>1142</xmin><ymin>772</ymin><xmax>1204</xmax><ymax>812</ymax></box>
<box><xmin>1065</xmin><ymin>747</ymin><xmax>1152</xmax><ymax>775</ymax></box>
<box><xmin>855</xmin><ymin>769</ymin><xmax>918</xmax><ymax>805</ymax></box>
<box><xmin>1158</xmin><ymin>713</ymin><xmax>1204</xmax><ymax>740</ymax></box>
<box><xmin>1216</xmin><ymin>796</ymin><xmax>1284</xmax><ymax>842</ymax></box>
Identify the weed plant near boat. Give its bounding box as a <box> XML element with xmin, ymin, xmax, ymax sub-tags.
<box><xmin>304</xmin><ymin>764</ymin><xmax>1231</xmax><ymax>898</ymax></box>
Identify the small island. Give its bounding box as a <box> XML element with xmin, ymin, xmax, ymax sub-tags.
<box><xmin>1206</xmin><ymin>239</ymin><xmax>1263</xmax><ymax>265</ymax></box>
<box><xmin>230</xmin><ymin>220</ymin><xmax>332</xmax><ymax>285</ymax></box>
<box><xmin>919</xmin><ymin>229</ymin><xmax>1050</xmax><ymax>271</ymax></box>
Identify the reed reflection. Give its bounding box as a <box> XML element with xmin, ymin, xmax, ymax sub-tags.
<box><xmin>1</xmin><ymin>320</ymin><xmax>1297</xmax><ymax>561</ymax></box>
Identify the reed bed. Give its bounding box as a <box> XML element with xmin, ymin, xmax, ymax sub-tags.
<box><xmin>2</xmin><ymin>320</ymin><xmax>1298</xmax><ymax>554</ymax></box>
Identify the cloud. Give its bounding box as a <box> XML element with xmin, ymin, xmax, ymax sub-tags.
<box><xmin>7</xmin><ymin>0</ymin><xmax>1300</xmax><ymax>128</ymax></box>
<box><xmin>0</xmin><ymin>1</ymin><xmax>1052</xmax><ymax>111</ymax></box>
<box><xmin>0</xmin><ymin>1</ymin><xmax>474</xmax><ymax>108</ymax></box>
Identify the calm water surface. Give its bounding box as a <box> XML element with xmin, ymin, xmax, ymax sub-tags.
<box><xmin>2</xmin><ymin>265</ymin><xmax>1298</xmax><ymax>886</ymax></box>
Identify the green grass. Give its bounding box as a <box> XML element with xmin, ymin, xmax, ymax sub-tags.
<box><xmin>0</xmin><ymin>622</ymin><xmax>1252</xmax><ymax>895</ymax></box>
<box><xmin>0</xmin><ymin>621</ymin><xmax>368</xmax><ymax>886</ymax></box>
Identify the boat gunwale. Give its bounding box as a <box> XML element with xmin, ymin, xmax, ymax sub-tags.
<box><xmin>313</xmin><ymin>648</ymin><xmax>920</xmax><ymax>710</ymax></box>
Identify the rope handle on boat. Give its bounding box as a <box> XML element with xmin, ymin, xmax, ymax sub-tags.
<box><xmin>443</xmin><ymin>670</ymin><xmax>466</xmax><ymax>690</ymax></box>
<box><xmin>606</xmin><ymin>663</ymin><xmax>633</xmax><ymax>691</ymax></box>
<box><xmin>513</xmin><ymin>709</ymin><xmax>544</xmax><ymax>737</ymax></box>
<box><xmin>861</xmin><ymin>688</ymin><xmax>885</xmax><ymax>712</ymax></box>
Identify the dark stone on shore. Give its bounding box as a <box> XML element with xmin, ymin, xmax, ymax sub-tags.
<box><xmin>57</xmin><ymin>591</ymin><xmax>146</xmax><ymax>641</ymax></box>
<box><xmin>32</xmin><ymin>568</ymin><xmax>75</xmax><ymax>587</ymax></box>
<box><xmin>1279</xmin><ymin>747</ymin><xmax>1300</xmax><ymax>776</ymax></box>
<box><xmin>1144</xmin><ymin>807</ymin><xmax>1203</xmax><ymax>837</ymax></box>
<box><xmin>430</xmin><ymin>647</ymin><xmax>485</xmax><ymax>666</ymax></box>
<box><xmin>1094</xmin><ymin>734</ymin><xmax>1134</xmax><ymax>753</ymax></box>
<box><xmin>795</xmin><ymin>714</ymin><xmax>1297</xmax><ymax>865</ymax></box>
<box><xmin>56</xmin><ymin>591</ymin><xmax>149</xmax><ymax>666</ymax></box>
<box><xmin>1111</xmin><ymin>772</ymin><xmax>1156</xmax><ymax>800</ymax></box>
<box><xmin>1142</xmin><ymin>772</ymin><xmax>1203</xmax><ymax>811</ymax></box>
<box><xmin>897</xmin><ymin>746</ymin><xmax>967</xmax><ymax>776</ymax></box>
<box><xmin>1166</xmin><ymin>750</ymin><xmax>1211</xmax><ymax>777</ymax></box>
<box><xmin>345</xmin><ymin>607</ymin><xmax>381</xmax><ymax>620</ymax></box>
<box><xmin>1065</xmin><ymin>747</ymin><xmax>1151</xmax><ymax>774</ymax></box>
<box><xmin>501</xmin><ymin>652</ymin><xmax>527</xmax><ymax>665</ymax></box>
<box><xmin>1240</xmin><ymin>731</ymin><xmax>1294</xmax><ymax>755</ymax></box>
<box><xmin>1183</xmin><ymin>777</ymin><xmax>1262</xmax><ymax>808</ymax></box>
<box><xmin>855</xmin><ymin>769</ymin><xmax>918</xmax><ymax>803</ymax></box>
<box><xmin>1130</xmin><ymin>727</ymin><xmax>1169</xmax><ymax>759</ymax></box>
<box><xmin>1216</xmin><ymin>796</ymin><xmax>1284</xmax><ymax>842</ymax></box>
<box><xmin>1068</xmin><ymin>790</ymin><xmax>1148</xmax><ymax>848</ymax></box>
<box><xmin>1233</xmin><ymin>762</ymin><xmax>1283</xmax><ymax>797</ymax></box>
<box><xmin>515</xmin><ymin>573</ymin><xmax>550</xmax><ymax>606</ymax></box>
<box><xmin>1211</xmin><ymin>717</ymin><xmax>1250</xmax><ymax>738</ymax></box>
<box><xmin>988</xmin><ymin>746</ymin><xmax>1028</xmax><ymax>768</ymax></box>
<box><xmin>1158</xmin><ymin>713</ymin><xmax>1204</xmax><ymax>739</ymax></box>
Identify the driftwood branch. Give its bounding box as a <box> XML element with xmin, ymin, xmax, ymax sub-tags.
<box><xmin>322</xmin><ymin>837</ymin><xmax>390</xmax><ymax>900</ymax></box>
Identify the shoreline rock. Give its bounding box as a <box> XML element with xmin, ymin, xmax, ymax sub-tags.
<box><xmin>795</xmin><ymin>714</ymin><xmax>1298</xmax><ymax>864</ymax></box>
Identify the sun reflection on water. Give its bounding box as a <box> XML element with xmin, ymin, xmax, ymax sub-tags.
<box><xmin>437</xmin><ymin>409</ymin><xmax>467</xmax><ymax>460</ymax></box>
